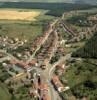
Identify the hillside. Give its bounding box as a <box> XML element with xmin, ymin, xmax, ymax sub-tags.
<box><xmin>0</xmin><ymin>0</ymin><xmax>97</xmax><ymax>5</ymax></box>
<box><xmin>0</xmin><ymin>2</ymin><xmax>96</xmax><ymax>17</ymax></box>
<box><xmin>75</xmin><ymin>0</ymin><xmax>97</xmax><ymax>5</ymax></box>
<box><xmin>0</xmin><ymin>0</ymin><xmax>73</xmax><ymax>3</ymax></box>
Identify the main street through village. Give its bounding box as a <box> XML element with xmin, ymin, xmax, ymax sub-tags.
<box><xmin>26</xmin><ymin>18</ymin><xmax>62</xmax><ymax>100</ymax></box>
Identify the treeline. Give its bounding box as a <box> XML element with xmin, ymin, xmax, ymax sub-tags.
<box><xmin>0</xmin><ymin>2</ymin><xmax>97</xmax><ymax>16</ymax></box>
<box><xmin>72</xmin><ymin>32</ymin><xmax>97</xmax><ymax>58</ymax></box>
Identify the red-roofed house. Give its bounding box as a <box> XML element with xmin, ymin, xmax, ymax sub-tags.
<box><xmin>52</xmin><ymin>75</ymin><xmax>64</xmax><ymax>92</ymax></box>
<box><xmin>28</xmin><ymin>59</ymin><xmax>38</xmax><ymax>67</ymax></box>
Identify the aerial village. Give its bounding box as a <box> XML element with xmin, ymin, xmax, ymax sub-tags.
<box><xmin>0</xmin><ymin>19</ymin><xmax>72</xmax><ymax>100</ymax></box>
<box><xmin>0</xmin><ymin>11</ymin><xmax>97</xmax><ymax>100</ymax></box>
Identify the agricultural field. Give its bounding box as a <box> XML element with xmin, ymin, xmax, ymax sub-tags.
<box><xmin>0</xmin><ymin>9</ymin><xmax>41</xmax><ymax>21</ymax></box>
<box><xmin>0</xmin><ymin>8</ymin><xmax>55</xmax><ymax>41</ymax></box>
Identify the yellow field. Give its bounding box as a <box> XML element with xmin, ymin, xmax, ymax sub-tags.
<box><xmin>0</xmin><ymin>9</ymin><xmax>41</xmax><ymax>21</ymax></box>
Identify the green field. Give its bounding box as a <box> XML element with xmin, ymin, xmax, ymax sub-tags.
<box><xmin>0</xmin><ymin>82</ymin><xmax>11</xmax><ymax>100</ymax></box>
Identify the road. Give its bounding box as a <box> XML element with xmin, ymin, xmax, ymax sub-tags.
<box><xmin>26</xmin><ymin>29</ymin><xmax>61</xmax><ymax>100</ymax></box>
<box><xmin>49</xmin><ymin>53</ymin><xmax>71</xmax><ymax>79</ymax></box>
<box><xmin>36</xmin><ymin>53</ymin><xmax>71</xmax><ymax>100</ymax></box>
<box><xmin>48</xmin><ymin>53</ymin><xmax>71</xmax><ymax>100</ymax></box>
<box><xmin>61</xmin><ymin>21</ymin><xmax>75</xmax><ymax>38</ymax></box>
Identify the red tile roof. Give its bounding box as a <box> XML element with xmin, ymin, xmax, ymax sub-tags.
<box><xmin>28</xmin><ymin>59</ymin><xmax>37</xmax><ymax>65</ymax></box>
<box><xmin>52</xmin><ymin>75</ymin><xmax>64</xmax><ymax>91</ymax></box>
<box><xmin>42</xmin><ymin>59</ymin><xmax>49</xmax><ymax>66</ymax></box>
<box><xmin>56</xmin><ymin>64</ymin><xmax>65</xmax><ymax>70</ymax></box>
<box><xmin>52</xmin><ymin>75</ymin><xmax>59</xmax><ymax>83</ymax></box>
<box><xmin>40</xmin><ymin>84</ymin><xmax>48</xmax><ymax>90</ymax></box>
<box><xmin>10</xmin><ymin>60</ymin><xmax>17</xmax><ymax>64</ymax></box>
<box><xmin>16</xmin><ymin>61</ymin><xmax>29</xmax><ymax>69</ymax></box>
<box><xmin>42</xmin><ymin>95</ymin><xmax>51</xmax><ymax>100</ymax></box>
